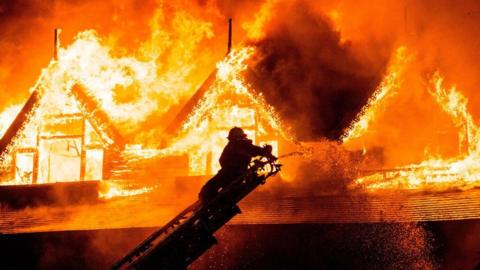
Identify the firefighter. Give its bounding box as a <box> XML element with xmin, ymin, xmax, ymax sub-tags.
<box><xmin>198</xmin><ymin>127</ymin><xmax>276</xmax><ymax>202</ymax></box>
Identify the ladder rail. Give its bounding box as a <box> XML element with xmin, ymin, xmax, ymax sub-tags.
<box><xmin>111</xmin><ymin>159</ymin><xmax>281</xmax><ymax>270</ymax></box>
<box><xmin>111</xmin><ymin>202</ymin><xmax>201</xmax><ymax>269</ymax></box>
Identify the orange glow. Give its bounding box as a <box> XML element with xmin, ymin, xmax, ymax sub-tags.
<box><xmin>146</xmin><ymin>47</ymin><xmax>292</xmax><ymax>175</ymax></box>
<box><xmin>242</xmin><ymin>0</ymin><xmax>278</xmax><ymax>41</ymax></box>
<box><xmin>342</xmin><ymin>47</ymin><xmax>411</xmax><ymax>143</ymax></box>
<box><xmin>351</xmin><ymin>69</ymin><xmax>480</xmax><ymax>191</ymax></box>
<box><xmin>0</xmin><ymin>104</ymin><xmax>22</xmax><ymax>138</ymax></box>
<box><xmin>1</xmin><ymin>0</ymin><xmax>477</xmax><ymax>203</ymax></box>
<box><xmin>0</xmin><ymin>6</ymin><xmax>217</xmax><ymax>191</ymax></box>
<box><xmin>99</xmin><ymin>181</ymin><xmax>154</xmax><ymax>199</ymax></box>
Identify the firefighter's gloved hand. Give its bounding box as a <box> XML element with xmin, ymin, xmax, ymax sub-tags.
<box><xmin>263</xmin><ymin>145</ymin><xmax>277</xmax><ymax>161</ymax></box>
<box><xmin>263</xmin><ymin>145</ymin><xmax>272</xmax><ymax>154</ymax></box>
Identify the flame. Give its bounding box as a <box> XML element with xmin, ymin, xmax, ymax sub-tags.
<box><xmin>0</xmin><ymin>6</ymin><xmax>217</xmax><ymax>184</ymax></box>
<box><xmin>48</xmin><ymin>9</ymin><xmax>213</xmax><ymax>130</ymax></box>
<box><xmin>342</xmin><ymin>47</ymin><xmax>411</xmax><ymax>143</ymax></box>
<box><xmin>0</xmin><ymin>104</ymin><xmax>22</xmax><ymax>138</ymax></box>
<box><xmin>429</xmin><ymin>72</ymin><xmax>479</xmax><ymax>154</ymax></box>
<box><xmin>353</xmin><ymin>71</ymin><xmax>480</xmax><ymax>191</ymax></box>
<box><xmin>99</xmin><ymin>181</ymin><xmax>154</xmax><ymax>199</ymax></box>
<box><xmin>242</xmin><ymin>0</ymin><xmax>278</xmax><ymax>41</ymax></box>
<box><xmin>0</xmin><ymin>1</ymin><xmax>294</xmax><ymax>188</ymax></box>
<box><xmin>139</xmin><ymin>46</ymin><xmax>292</xmax><ymax>175</ymax></box>
<box><xmin>0</xmin><ymin>5</ymin><xmax>214</xmax><ymax>138</ymax></box>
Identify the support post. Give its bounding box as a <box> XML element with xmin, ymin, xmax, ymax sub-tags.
<box><xmin>227</xmin><ymin>18</ymin><xmax>232</xmax><ymax>55</ymax></box>
<box><xmin>54</xmin><ymin>28</ymin><xmax>61</xmax><ymax>60</ymax></box>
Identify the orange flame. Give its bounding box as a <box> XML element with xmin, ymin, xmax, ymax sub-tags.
<box><xmin>0</xmin><ymin>7</ymin><xmax>216</xmax><ymax>185</ymax></box>
<box><xmin>342</xmin><ymin>47</ymin><xmax>411</xmax><ymax>143</ymax></box>
<box><xmin>0</xmin><ymin>104</ymin><xmax>22</xmax><ymax>138</ymax></box>
<box><xmin>99</xmin><ymin>181</ymin><xmax>154</xmax><ymax>199</ymax></box>
<box><xmin>132</xmin><ymin>46</ymin><xmax>292</xmax><ymax>175</ymax></box>
<box><xmin>353</xmin><ymin>70</ymin><xmax>480</xmax><ymax>191</ymax></box>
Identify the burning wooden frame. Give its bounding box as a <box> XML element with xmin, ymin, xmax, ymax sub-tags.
<box><xmin>0</xmin><ymin>83</ymin><xmax>123</xmax><ymax>186</ymax></box>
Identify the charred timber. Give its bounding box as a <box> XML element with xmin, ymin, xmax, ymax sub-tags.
<box><xmin>0</xmin><ymin>91</ymin><xmax>40</xmax><ymax>156</ymax></box>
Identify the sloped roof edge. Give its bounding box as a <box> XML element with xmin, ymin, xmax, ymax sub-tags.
<box><xmin>163</xmin><ymin>70</ymin><xmax>217</xmax><ymax>136</ymax></box>
<box><xmin>0</xmin><ymin>84</ymin><xmax>125</xmax><ymax>157</ymax></box>
<box><xmin>0</xmin><ymin>90</ymin><xmax>40</xmax><ymax>155</ymax></box>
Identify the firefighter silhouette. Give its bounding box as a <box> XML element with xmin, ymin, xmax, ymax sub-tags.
<box><xmin>198</xmin><ymin>127</ymin><xmax>276</xmax><ymax>202</ymax></box>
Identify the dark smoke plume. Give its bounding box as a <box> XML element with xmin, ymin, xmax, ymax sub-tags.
<box><xmin>246</xmin><ymin>2</ymin><xmax>390</xmax><ymax>140</ymax></box>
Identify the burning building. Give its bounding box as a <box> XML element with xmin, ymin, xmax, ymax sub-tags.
<box><xmin>0</xmin><ymin>81</ymin><xmax>123</xmax><ymax>186</ymax></box>
<box><xmin>342</xmin><ymin>47</ymin><xmax>480</xmax><ymax>191</ymax></box>
<box><xmin>0</xmin><ymin>22</ymin><xmax>296</xmax><ymax>203</ymax></box>
<box><xmin>1</xmin><ymin>1</ymin><xmax>480</xmax><ymax>269</ymax></box>
<box><xmin>0</xmin><ymin>30</ymin><xmax>124</xmax><ymax>189</ymax></box>
<box><xmin>162</xmin><ymin>46</ymin><xmax>294</xmax><ymax>176</ymax></box>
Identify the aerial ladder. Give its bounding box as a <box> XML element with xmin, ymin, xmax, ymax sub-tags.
<box><xmin>111</xmin><ymin>156</ymin><xmax>282</xmax><ymax>270</ymax></box>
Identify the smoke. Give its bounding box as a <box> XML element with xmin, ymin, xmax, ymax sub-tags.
<box><xmin>240</xmin><ymin>0</ymin><xmax>480</xmax><ymax>143</ymax></box>
<box><xmin>245</xmin><ymin>0</ymin><xmax>392</xmax><ymax>140</ymax></box>
<box><xmin>2</xmin><ymin>0</ymin><xmax>480</xmax><ymax>141</ymax></box>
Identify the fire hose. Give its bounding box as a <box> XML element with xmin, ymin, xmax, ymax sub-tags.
<box><xmin>277</xmin><ymin>151</ymin><xmax>305</xmax><ymax>160</ymax></box>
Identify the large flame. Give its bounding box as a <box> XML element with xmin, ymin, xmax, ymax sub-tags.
<box><xmin>0</xmin><ymin>6</ymin><xmax>216</xmax><ymax>193</ymax></box>
<box><xmin>129</xmin><ymin>46</ymin><xmax>292</xmax><ymax>175</ymax></box>
<box><xmin>0</xmin><ymin>104</ymin><xmax>22</xmax><ymax>138</ymax></box>
<box><xmin>0</xmin><ymin>6</ymin><xmax>214</xmax><ymax>138</ymax></box>
<box><xmin>46</xmin><ymin>10</ymin><xmax>213</xmax><ymax>131</ymax></box>
<box><xmin>352</xmin><ymin>67</ymin><xmax>480</xmax><ymax>191</ymax></box>
<box><xmin>2</xmin><ymin>0</ymin><xmax>477</xmax><ymax>197</ymax></box>
<box><xmin>341</xmin><ymin>47</ymin><xmax>412</xmax><ymax>143</ymax></box>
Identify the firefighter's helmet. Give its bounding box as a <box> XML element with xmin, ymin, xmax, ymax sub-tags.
<box><xmin>227</xmin><ymin>127</ymin><xmax>247</xmax><ymax>141</ymax></box>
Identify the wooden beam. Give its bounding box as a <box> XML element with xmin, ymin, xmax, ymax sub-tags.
<box><xmin>0</xmin><ymin>90</ymin><xmax>40</xmax><ymax>156</ymax></box>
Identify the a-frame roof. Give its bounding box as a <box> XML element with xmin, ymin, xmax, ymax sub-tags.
<box><xmin>0</xmin><ymin>91</ymin><xmax>40</xmax><ymax>155</ymax></box>
<box><xmin>0</xmin><ymin>84</ymin><xmax>124</xmax><ymax>157</ymax></box>
<box><xmin>163</xmin><ymin>54</ymin><xmax>290</xmax><ymax>141</ymax></box>
<box><xmin>163</xmin><ymin>70</ymin><xmax>217</xmax><ymax>135</ymax></box>
<box><xmin>70</xmin><ymin>84</ymin><xmax>124</xmax><ymax>147</ymax></box>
